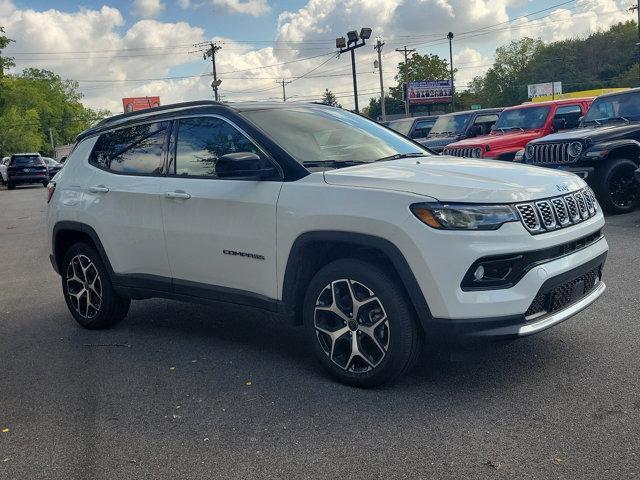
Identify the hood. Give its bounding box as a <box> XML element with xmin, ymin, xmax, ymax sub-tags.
<box><xmin>323</xmin><ymin>156</ymin><xmax>585</xmax><ymax>203</ymax></box>
<box><xmin>530</xmin><ymin>123</ymin><xmax>640</xmax><ymax>144</ymax></box>
<box><xmin>420</xmin><ymin>135</ymin><xmax>461</xmax><ymax>150</ymax></box>
<box><xmin>448</xmin><ymin>130</ymin><xmax>543</xmax><ymax>150</ymax></box>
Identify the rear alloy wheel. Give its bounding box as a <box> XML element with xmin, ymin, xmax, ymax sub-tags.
<box><xmin>595</xmin><ymin>158</ymin><xmax>640</xmax><ymax>214</ymax></box>
<box><xmin>304</xmin><ymin>259</ymin><xmax>422</xmax><ymax>387</ymax></box>
<box><xmin>62</xmin><ymin>243</ymin><xmax>130</xmax><ymax>329</ymax></box>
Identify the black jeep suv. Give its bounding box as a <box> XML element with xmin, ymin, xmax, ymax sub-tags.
<box><xmin>524</xmin><ymin>89</ymin><xmax>640</xmax><ymax>214</ymax></box>
<box><xmin>420</xmin><ymin>108</ymin><xmax>502</xmax><ymax>153</ymax></box>
<box><xmin>5</xmin><ymin>153</ymin><xmax>49</xmax><ymax>190</ymax></box>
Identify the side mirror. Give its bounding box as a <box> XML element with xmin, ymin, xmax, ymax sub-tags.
<box><xmin>551</xmin><ymin>118</ymin><xmax>566</xmax><ymax>132</ymax></box>
<box><xmin>216</xmin><ymin>152</ymin><xmax>277</xmax><ymax>179</ymax></box>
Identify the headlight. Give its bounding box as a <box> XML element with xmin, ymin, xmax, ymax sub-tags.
<box><xmin>514</xmin><ymin>149</ymin><xmax>525</xmax><ymax>162</ymax></box>
<box><xmin>472</xmin><ymin>147</ymin><xmax>483</xmax><ymax>158</ymax></box>
<box><xmin>568</xmin><ymin>141</ymin><xmax>583</xmax><ymax>157</ymax></box>
<box><xmin>410</xmin><ymin>203</ymin><xmax>520</xmax><ymax>230</ymax></box>
<box><xmin>525</xmin><ymin>144</ymin><xmax>535</xmax><ymax>159</ymax></box>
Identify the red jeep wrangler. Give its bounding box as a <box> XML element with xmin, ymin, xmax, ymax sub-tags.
<box><xmin>442</xmin><ymin>98</ymin><xmax>594</xmax><ymax>161</ymax></box>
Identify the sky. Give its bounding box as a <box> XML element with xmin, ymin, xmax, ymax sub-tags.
<box><xmin>0</xmin><ymin>0</ymin><xmax>633</xmax><ymax>113</ymax></box>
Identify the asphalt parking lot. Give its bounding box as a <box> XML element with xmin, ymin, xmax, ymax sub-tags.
<box><xmin>0</xmin><ymin>185</ymin><xmax>639</xmax><ymax>479</ymax></box>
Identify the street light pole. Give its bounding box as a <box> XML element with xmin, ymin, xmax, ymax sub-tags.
<box><xmin>336</xmin><ymin>28</ymin><xmax>372</xmax><ymax>114</ymax></box>
<box><xmin>374</xmin><ymin>39</ymin><xmax>386</xmax><ymax>121</ymax></box>
<box><xmin>447</xmin><ymin>32</ymin><xmax>455</xmax><ymax>112</ymax></box>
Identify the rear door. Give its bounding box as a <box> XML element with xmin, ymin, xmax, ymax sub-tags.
<box><xmin>82</xmin><ymin>121</ymin><xmax>172</xmax><ymax>284</ymax></box>
<box><xmin>159</xmin><ymin>115</ymin><xmax>282</xmax><ymax>300</ymax></box>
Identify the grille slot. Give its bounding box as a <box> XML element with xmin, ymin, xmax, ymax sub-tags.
<box><xmin>516</xmin><ymin>188</ymin><xmax>597</xmax><ymax>234</ymax></box>
<box><xmin>551</xmin><ymin>197</ymin><xmax>570</xmax><ymax>226</ymax></box>
<box><xmin>525</xmin><ymin>264</ymin><xmax>603</xmax><ymax>321</ymax></box>
<box><xmin>515</xmin><ymin>204</ymin><xmax>541</xmax><ymax>232</ymax></box>
<box><xmin>445</xmin><ymin>147</ymin><xmax>473</xmax><ymax>158</ymax></box>
<box><xmin>535</xmin><ymin>200</ymin><xmax>557</xmax><ymax>230</ymax></box>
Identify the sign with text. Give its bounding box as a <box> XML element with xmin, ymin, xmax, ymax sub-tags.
<box><xmin>122</xmin><ymin>96</ymin><xmax>161</xmax><ymax>113</ymax></box>
<box><xmin>405</xmin><ymin>80</ymin><xmax>453</xmax><ymax>105</ymax></box>
<box><xmin>527</xmin><ymin>82</ymin><xmax>562</xmax><ymax>99</ymax></box>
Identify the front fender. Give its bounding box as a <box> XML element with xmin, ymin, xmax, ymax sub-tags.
<box><xmin>584</xmin><ymin>139</ymin><xmax>640</xmax><ymax>162</ymax></box>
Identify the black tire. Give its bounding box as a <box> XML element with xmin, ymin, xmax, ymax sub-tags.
<box><xmin>42</xmin><ymin>181</ymin><xmax>48</xmax><ymax>187</ymax></box>
<box><xmin>6</xmin><ymin>183</ymin><xmax>15</xmax><ymax>190</ymax></box>
<box><xmin>594</xmin><ymin>158</ymin><xmax>640</xmax><ymax>214</ymax></box>
<box><xmin>303</xmin><ymin>258</ymin><xmax>423</xmax><ymax>387</ymax></box>
<box><xmin>61</xmin><ymin>243</ymin><xmax>130</xmax><ymax>330</ymax></box>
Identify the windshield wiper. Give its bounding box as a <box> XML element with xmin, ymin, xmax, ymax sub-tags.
<box><xmin>375</xmin><ymin>153</ymin><xmax>425</xmax><ymax>162</ymax></box>
<box><xmin>583</xmin><ymin>118</ymin><xmax>602</xmax><ymax>126</ymax></box>
<box><xmin>302</xmin><ymin>159</ymin><xmax>370</xmax><ymax>168</ymax></box>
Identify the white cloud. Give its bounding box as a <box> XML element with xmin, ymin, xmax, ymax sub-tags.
<box><xmin>453</xmin><ymin>47</ymin><xmax>492</xmax><ymax>89</ymax></box>
<box><xmin>0</xmin><ymin>0</ymin><xmax>15</xmax><ymax>16</ymax></box>
<box><xmin>133</xmin><ymin>0</ymin><xmax>165</xmax><ymax>18</ymax></box>
<box><xmin>0</xmin><ymin>0</ymin><xmax>631</xmax><ymax>113</ymax></box>
<box><xmin>209</xmin><ymin>0</ymin><xmax>270</xmax><ymax>16</ymax></box>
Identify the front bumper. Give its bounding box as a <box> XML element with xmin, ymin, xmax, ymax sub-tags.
<box><xmin>429</xmin><ymin>251</ymin><xmax>606</xmax><ymax>340</ymax></box>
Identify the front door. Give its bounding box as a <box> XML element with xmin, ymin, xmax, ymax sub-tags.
<box><xmin>159</xmin><ymin>115</ymin><xmax>282</xmax><ymax>302</ymax></box>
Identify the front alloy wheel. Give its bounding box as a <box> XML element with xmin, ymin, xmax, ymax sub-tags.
<box><xmin>314</xmin><ymin>279</ymin><xmax>390</xmax><ymax>373</ymax></box>
<box><xmin>304</xmin><ymin>259</ymin><xmax>423</xmax><ymax>387</ymax></box>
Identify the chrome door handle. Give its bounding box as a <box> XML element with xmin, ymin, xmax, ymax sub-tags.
<box><xmin>88</xmin><ymin>185</ymin><xmax>109</xmax><ymax>193</ymax></box>
<box><xmin>164</xmin><ymin>191</ymin><xmax>191</xmax><ymax>200</ymax></box>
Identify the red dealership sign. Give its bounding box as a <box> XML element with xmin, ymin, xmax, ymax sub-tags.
<box><xmin>122</xmin><ymin>96</ymin><xmax>161</xmax><ymax>113</ymax></box>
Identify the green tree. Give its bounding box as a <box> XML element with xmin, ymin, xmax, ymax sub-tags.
<box><xmin>320</xmin><ymin>89</ymin><xmax>342</xmax><ymax>108</ymax></box>
<box><xmin>390</xmin><ymin>53</ymin><xmax>455</xmax><ymax>100</ymax></box>
<box><xmin>0</xmin><ymin>68</ymin><xmax>109</xmax><ymax>155</ymax></box>
<box><xmin>363</xmin><ymin>96</ymin><xmax>406</xmax><ymax>119</ymax></box>
<box><xmin>0</xmin><ymin>106</ymin><xmax>44</xmax><ymax>154</ymax></box>
<box><xmin>0</xmin><ymin>26</ymin><xmax>14</xmax><ymax>77</ymax></box>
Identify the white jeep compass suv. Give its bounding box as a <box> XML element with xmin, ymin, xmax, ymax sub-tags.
<box><xmin>47</xmin><ymin>101</ymin><xmax>608</xmax><ymax>387</ymax></box>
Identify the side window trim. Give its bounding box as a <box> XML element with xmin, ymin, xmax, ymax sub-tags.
<box><xmin>169</xmin><ymin>113</ymin><xmax>283</xmax><ymax>180</ymax></box>
<box><xmin>88</xmin><ymin>120</ymin><xmax>171</xmax><ymax>177</ymax></box>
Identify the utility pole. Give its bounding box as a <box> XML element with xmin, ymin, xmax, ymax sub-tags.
<box><xmin>277</xmin><ymin>79</ymin><xmax>292</xmax><ymax>102</ymax></box>
<box><xmin>374</xmin><ymin>39</ymin><xmax>386</xmax><ymax>121</ymax></box>
<box><xmin>395</xmin><ymin>46</ymin><xmax>415</xmax><ymax>117</ymax></box>
<box><xmin>204</xmin><ymin>42</ymin><xmax>222</xmax><ymax>101</ymax></box>
<box><xmin>447</xmin><ymin>32</ymin><xmax>455</xmax><ymax>112</ymax></box>
<box><xmin>631</xmin><ymin>3</ymin><xmax>640</xmax><ymax>82</ymax></box>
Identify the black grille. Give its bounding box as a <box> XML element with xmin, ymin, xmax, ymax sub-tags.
<box><xmin>516</xmin><ymin>188</ymin><xmax>598</xmax><ymax>234</ymax></box>
<box><xmin>525</xmin><ymin>264</ymin><xmax>602</xmax><ymax>320</ymax></box>
<box><xmin>527</xmin><ymin>142</ymin><xmax>573</xmax><ymax>164</ymax></box>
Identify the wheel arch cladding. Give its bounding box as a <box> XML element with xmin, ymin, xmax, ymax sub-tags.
<box><xmin>53</xmin><ymin>221</ymin><xmax>114</xmax><ymax>276</ymax></box>
<box><xmin>281</xmin><ymin>231</ymin><xmax>432</xmax><ymax>327</ymax></box>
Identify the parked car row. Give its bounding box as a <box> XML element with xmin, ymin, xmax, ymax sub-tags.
<box><xmin>388</xmin><ymin>88</ymin><xmax>640</xmax><ymax>214</ymax></box>
<box><xmin>0</xmin><ymin>153</ymin><xmax>63</xmax><ymax>189</ymax></box>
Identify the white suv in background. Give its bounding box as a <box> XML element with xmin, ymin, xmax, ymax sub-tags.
<box><xmin>47</xmin><ymin>101</ymin><xmax>608</xmax><ymax>387</ymax></box>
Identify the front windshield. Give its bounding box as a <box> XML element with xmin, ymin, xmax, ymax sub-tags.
<box><xmin>494</xmin><ymin>106</ymin><xmax>550</xmax><ymax>131</ymax></box>
<box><xmin>583</xmin><ymin>92</ymin><xmax>640</xmax><ymax>124</ymax></box>
<box><xmin>428</xmin><ymin>113</ymin><xmax>472</xmax><ymax>136</ymax></box>
<box><xmin>241</xmin><ymin>106</ymin><xmax>430</xmax><ymax>166</ymax></box>
<box><xmin>387</xmin><ymin>118</ymin><xmax>415</xmax><ymax>136</ymax></box>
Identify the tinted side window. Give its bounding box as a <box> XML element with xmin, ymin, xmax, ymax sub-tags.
<box><xmin>90</xmin><ymin>122</ymin><xmax>168</xmax><ymax>174</ymax></box>
<box><xmin>173</xmin><ymin>117</ymin><xmax>262</xmax><ymax>177</ymax></box>
<box><xmin>554</xmin><ymin>105</ymin><xmax>583</xmax><ymax>129</ymax></box>
<box><xmin>472</xmin><ymin>114</ymin><xmax>499</xmax><ymax>135</ymax></box>
<box><xmin>413</xmin><ymin>120</ymin><xmax>435</xmax><ymax>138</ymax></box>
